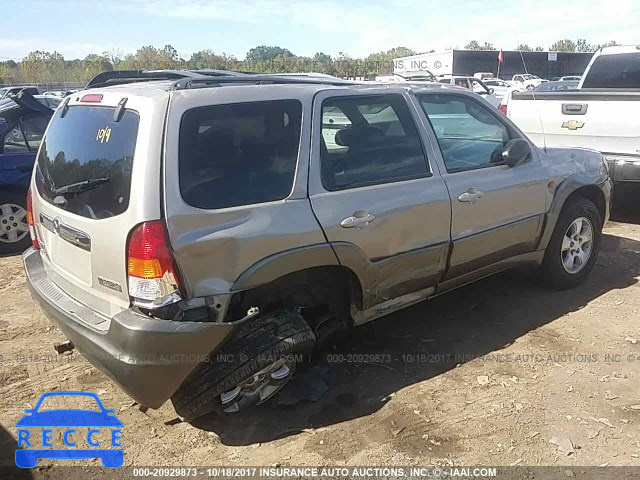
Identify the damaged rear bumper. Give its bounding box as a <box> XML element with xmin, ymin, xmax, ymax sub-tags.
<box><xmin>23</xmin><ymin>248</ymin><xmax>235</xmax><ymax>408</ymax></box>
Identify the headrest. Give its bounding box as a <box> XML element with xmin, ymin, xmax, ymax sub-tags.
<box><xmin>335</xmin><ymin>126</ymin><xmax>384</xmax><ymax>148</ymax></box>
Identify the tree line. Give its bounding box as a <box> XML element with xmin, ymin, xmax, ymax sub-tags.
<box><xmin>465</xmin><ymin>38</ymin><xmax>618</xmax><ymax>52</ymax></box>
<box><xmin>0</xmin><ymin>38</ymin><xmax>619</xmax><ymax>85</ymax></box>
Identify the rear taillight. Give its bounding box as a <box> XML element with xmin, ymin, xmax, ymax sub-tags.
<box><xmin>26</xmin><ymin>188</ymin><xmax>39</xmax><ymax>250</ymax></box>
<box><xmin>127</xmin><ymin>220</ymin><xmax>182</xmax><ymax>308</ymax></box>
<box><xmin>498</xmin><ymin>104</ymin><xmax>507</xmax><ymax>115</ymax></box>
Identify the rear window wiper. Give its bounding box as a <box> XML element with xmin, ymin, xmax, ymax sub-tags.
<box><xmin>54</xmin><ymin>177</ymin><xmax>110</xmax><ymax>197</ymax></box>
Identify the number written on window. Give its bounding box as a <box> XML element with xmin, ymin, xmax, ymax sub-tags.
<box><xmin>96</xmin><ymin>127</ymin><xmax>112</xmax><ymax>143</ymax></box>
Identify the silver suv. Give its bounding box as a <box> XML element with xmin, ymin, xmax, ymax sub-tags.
<box><xmin>23</xmin><ymin>72</ymin><xmax>612</xmax><ymax>421</ymax></box>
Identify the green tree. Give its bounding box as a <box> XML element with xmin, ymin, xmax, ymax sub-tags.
<box><xmin>517</xmin><ymin>44</ymin><xmax>533</xmax><ymax>51</ymax></box>
<box><xmin>465</xmin><ymin>40</ymin><xmax>482</xmax><ymax>50</ymax></box>
<box><xmin>245</xmin><ymin>46</ymin><xmax>294</xmax><ymax>63</ymax></box>
<box><xmin>385</xmin><ymin>46</ymin><xmax>417</xmax><ymax>59</ymax></box>
<box><xmin>576</xmin><ymin>39</ymin><xmax>593</xmax><ymax>52</ymax></box>
<box><xmin>0</xmin><ymin>62</ymin><xmax>16</xmax><ymax>84</ymax></box>
<box><xmin>549</xmin><ymin>39</ymin><xmax>576</xmax><ymax>52</ymax></box>
<box><xmin>311</xmin><ymin>52</ymin><xmax>335</xmax><ymax>75</ymax></box>
<box><xmin>333</xmin><ymin>52</ymin><xmax>353</xmax><ymax>79</ymax></box>
<box><xmin>162</xmin><ymin>44</ymin><xmax>179</xmax><ymax>63</ymax></box>
<box><xmin>535</xmin><ymin>46</ymin><xmax>545</xmax><ymax>51</ymax></box>
<box><xmin>83</xmin><ymin>54</ymin><xmax>113</xmax><ymax>82</ymax></box>
<box><xmin>189</xmin><ymin>50</ymin><xmax>236</xmax><ymax>70</ymax></box>
<box><xmin>465</xmin><ymin>41</ymin><xmax>494</xmax><ymax>50</ymax></box>
<box><xmin>103</xmin><ymin>49</ymin><xmax>123</xmax><ymax>69</ymax></box>
<box><xmin>20</xmin><ymin>51</ymin><xmax>65</xmax><ymax>83</ymax></box>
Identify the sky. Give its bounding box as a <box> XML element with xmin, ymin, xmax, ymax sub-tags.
<box><xmin>0</xmin><ymin>0</ymin><xmax>638</xmax><ymax>61</ymax></box>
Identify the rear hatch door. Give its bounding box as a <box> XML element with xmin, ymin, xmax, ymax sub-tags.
<box><xmin>31</xmin><ymin>90</ymin><xmax>167</xmax><ymax>318</ymax></box>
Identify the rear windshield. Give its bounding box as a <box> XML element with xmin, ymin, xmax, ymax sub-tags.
<box><xmin>35</xmin><ymin>106</ymin><xmax>139</xmax><ymax>219</ymax></box>
<box><xmin>582</xmin><ymin>53</ymin><xmax>640</xmax><ymax>88</ymax></box>
<box><xmin>179</xmin><ymin>100</ymin><xmax>302</xmax><ymax>210</ymax></box>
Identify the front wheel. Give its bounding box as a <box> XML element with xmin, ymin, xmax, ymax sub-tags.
<box><xmin>538</xmin><ymin>197</ymin><xmax>602</xmax><ymax>289</ymax></box>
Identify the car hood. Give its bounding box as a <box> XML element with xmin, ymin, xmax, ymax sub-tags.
<box><xmin>16</xmin><ymin>410</ymin><xmax>123</xmax><ymax>428</ymax></box>
<box><xmin>537</xmin><ymin>146</ymin><xmax>609</xmax><ymax>184</ymax></box>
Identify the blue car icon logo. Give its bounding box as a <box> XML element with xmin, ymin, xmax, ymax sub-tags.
<box><xmin>15</xmin><ymin>391</ymin><xmax>123</xmax><ymax>468</ymax></box>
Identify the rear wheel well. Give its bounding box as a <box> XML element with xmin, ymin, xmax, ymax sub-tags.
<box><xmin>564</xmin><ymin>185</ymin><xmax>606</xmax><ymax>228</ymax></box>
<box><xmin>227</xmin><ymin>266</ymin><xmax>363</xmax><ymax>342</ymax></box>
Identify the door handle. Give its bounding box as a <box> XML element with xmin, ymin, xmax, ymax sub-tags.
<box><xmin>458</xmin><ymin>187</ymin><xmax>483</xmax><ymax>203</ymax></box>
<box><xmin>340</xmin><ymin>212</ymin><xmax>376</xmax><ymax>228</ymax></box>
<box><xmin>562</xmin><ymin>103</ymin><xmax>588</xmax><ymax>115</ymax></box>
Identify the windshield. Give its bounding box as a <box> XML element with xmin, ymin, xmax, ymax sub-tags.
<box><xmin>582</xmin><ymin>53</ymin><xmax>640</xmax><ymax>88</ymax></box>
<box><xmin>35</xmin><ymin>105</ymin><xmax>139</xmax><ymax>219</ymax></box>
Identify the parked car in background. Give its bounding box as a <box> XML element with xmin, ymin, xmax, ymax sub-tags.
<box><xmin>437</xmin><ymin>75</ymin><xmax>500</xmax><ymax>107</ymax></box>
<box><xmin>559</xmin><ymin>76</ymin><xmax>582</xmax><ymax>82</ymax></box>
<box><xmin>34</xmin><ymin>95</ymin><xmax>62</xmax><ymax>110</ymax></box>
<box><xmin>23</xmin><ymin>72</ymin><xmax>610</xmax><ymax>422</ymax></box>
<box><xmin>43</xmin><ymin>90</ymin><xmax>78</xmax><ymax>98</ymax></box>
<box><xmin>0</xmin><ymin>86</ymin><xmax>41</xmax><ymax>100</ymax></box>
<box><xmin>533</xmin><ymin>80</ymin><xmax>579</xmax><ymax>92</ymax></box>
<box><xmin>0</xmin><ymin>92</ymin><xmax>54</xmax><ymax>254</ymax></box>
<box><xmin>474</xmin><ymin>72</ymin><xmax>495</xmax><ymax>81</ymax></box>
<box><xmin>484</xmin><ymin>78</ymin><xmax>518</xmax><ymax>101</ymax></box>
<box><xmin>506</xmin><ymin>45</ymin><xmax>640</xmax><ymax>185</ymax></box>
<box><xmin>508</xmin><ymin>74</ymin><xmax>547</xmax><ymax>90</ymax></box>
<box><xmin>377</xmin><ymin>71</ymin><xmax>437</xmax><ymax>82</ymax></box>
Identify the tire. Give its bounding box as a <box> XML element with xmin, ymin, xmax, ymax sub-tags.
<box><xmin>172</xmin><ymin>309</ymin><xmax>316</xmax><ymax>421</ymax></box>
<box><xmin>538</xmin><ymin>197</ymin><xmax>602</xmax><ymax>290</ymax></box>
<box><xmin>0</xmin><ymin>190</ymin><xmax>31</xmax><ymax>256</ymax></box>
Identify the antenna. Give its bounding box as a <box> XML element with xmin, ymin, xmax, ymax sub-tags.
<box><xmin>513</xmin><ymin>30</ymin><xmax>547</xmax><ymax>152</ymax></box>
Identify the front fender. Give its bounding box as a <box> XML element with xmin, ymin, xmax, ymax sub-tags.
<box><xmin>537</xmin><ymin>147</ymin><xmax>611</xmax><ymax>250</ymax></box>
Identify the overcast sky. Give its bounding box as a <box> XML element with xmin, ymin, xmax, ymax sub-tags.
<box><xmin>0</xmin><ymin>0</ymin><xmax>637</xmax><ymax>60</ymax></box>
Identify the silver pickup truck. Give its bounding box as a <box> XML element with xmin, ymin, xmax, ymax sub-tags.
<box><xmin>23</xmin><ymin>71</ymin><xmax>611</xmax><ymax>421</ymax></box>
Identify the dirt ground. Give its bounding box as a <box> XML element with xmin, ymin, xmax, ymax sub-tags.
<box><xmin>0</xmin><ymin>191</ymin><xmax>639</xmax><ymax>473</ymax></box>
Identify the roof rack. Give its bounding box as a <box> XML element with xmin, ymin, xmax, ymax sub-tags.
<box><xmin>171</xmin><ymin>75</ymin><xmax>360</xmax><ymax>90</ymax></box>
<box><xmin>86</xmin><ymin>69</ymin><xmax>249</xmax><ymax>89</ymax></box>
<box><xmin>86</xmin><ymin>70</ymin><xmax>362</xmax><ymax>90</ymax></box>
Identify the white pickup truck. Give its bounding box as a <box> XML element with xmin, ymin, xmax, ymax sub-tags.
<box><xmin>506</xmin><ymin>45</ymin><xmax>640</xmax><ymax>184</ymax></box>
<box><xmin>508</xmin><ymin>74</ymin><xmax>546</xmax><ymax>90</ymax></box>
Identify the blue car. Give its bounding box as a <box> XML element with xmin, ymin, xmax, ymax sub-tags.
<box><xmin>15</xmin><ymin>391</ymin><xmax>124</xmax><ymax>468</ymax></box>
<box><xmin>0</xmin><ymin>91</ymin><xmax>54</xmax><ymax>255</ymax></box>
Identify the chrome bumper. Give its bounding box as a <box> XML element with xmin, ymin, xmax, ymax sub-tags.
<box><xmin>605</xmin><ymin>155</ymin><xmax>640</xmax><ymax>183</ymax></box>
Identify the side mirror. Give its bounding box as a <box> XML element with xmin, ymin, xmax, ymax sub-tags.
<box><xmin>502</xmin><ymin>139</ymin><xmax>532</xmax><ymax>167</ymax></box>
<box><xmin>489</xmin><ymin>87</ymin><xmax>495</xmax><ymax>94</ymax></box>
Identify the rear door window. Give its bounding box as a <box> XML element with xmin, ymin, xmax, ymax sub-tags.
<box><xmin>35</xmin><ymin>106</ymin><xmax>139</xmax><ymax>219</ymax></box>
<box><xmin>179</xmin><ymin>100</ymin><xmax>302</xmax><ymax>210</ymax></box>
<box><xmin>320</xmin><ymin>94</ymin><xmax>429</xmax><ymax>191</ymax></box>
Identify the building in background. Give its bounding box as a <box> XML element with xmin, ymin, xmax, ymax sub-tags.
<box><xmin>393</xmin><ymin>49</ymin><xmax>594</xmax><ymax>80</ymax></box>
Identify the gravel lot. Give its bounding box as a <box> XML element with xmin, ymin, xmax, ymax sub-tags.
<box><xmin>0</xmin><ymin>191</ymin><xmax>639</xmax><ymax>473</ymax></box>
